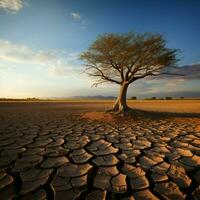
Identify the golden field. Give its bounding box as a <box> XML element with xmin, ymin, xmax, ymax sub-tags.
<box><xmin>1</xmin><ymin>99</ymin><xmax>200</xmax><ymax>113</ymax></box>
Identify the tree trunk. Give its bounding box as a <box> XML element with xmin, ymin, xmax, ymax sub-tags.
<box><xmin>113</xmin><ymin>83</ymin><xmax>129</xmax><ymax>112</ymax></box>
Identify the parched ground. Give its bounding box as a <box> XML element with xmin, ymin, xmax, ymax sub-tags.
<box><xmin>0</xmin><ymin>101</ymin><xmax>200</xmax><ymax>200</ymax></box>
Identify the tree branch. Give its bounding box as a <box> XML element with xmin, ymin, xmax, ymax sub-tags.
<box><xmin>85</xmin><ymin>64</ymin><xmax>121</xmax><ymax>84</ymax></box>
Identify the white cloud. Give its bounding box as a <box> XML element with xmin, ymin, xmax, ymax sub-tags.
<box><xmin>191</xmin><ymin>61</ymin><xmax>200</xmax><ymax>65</ymax></box>
<box><xmin>70</xmin><ymin>12</ymin><xmax>88</xmax><ymax>29</ymax></box>
<box><xmin>0</xmin><ymin>39</ymin><xmax>79</xmax><ymax>75</ymax></box>
<box><xmin>0</xmin><ymin>0</ymin><xmax>25</xmax><ymax>14</ymax></box>
<box><xmin>70</xmin><ymin>12</ymin><xmax>81</xmax><ymax>20</ymax></box>
<box><xmin>0</xmin><ymin>63</ymin><xmax>7</xmax><ymax>73</ymax></box>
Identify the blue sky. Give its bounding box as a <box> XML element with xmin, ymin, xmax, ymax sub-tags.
<box><xmin>0</xmin><ymin>0</ymin><xmax>199</xmax><ymax>98</ymax></box>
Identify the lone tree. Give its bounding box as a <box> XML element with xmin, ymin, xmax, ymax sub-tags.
<box><xmin>81</xmin><ymin>32</ymin><xmax>179</xmax><ymax>112</ymax></box>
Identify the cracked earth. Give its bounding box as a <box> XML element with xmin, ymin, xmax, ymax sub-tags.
<box><xmin>0</xmin><ymin>102</ymin><xmax>200</xmax><ymax>200</ymax></box>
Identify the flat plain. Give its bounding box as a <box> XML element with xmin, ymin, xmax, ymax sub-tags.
<box><xmin>0</xmin><ymin>100</ymin><xmax>200</xmax><ymax>200</ymax></box>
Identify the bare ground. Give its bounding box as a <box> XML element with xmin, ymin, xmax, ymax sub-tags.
<box><xmin>0</xmin><ymin>101</ymin><xmax>200</xmax><ymax>200</ymax></box>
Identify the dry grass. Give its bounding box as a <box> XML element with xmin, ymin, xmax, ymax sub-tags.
<box><xmin>0</xmin><ymin>100</ymin><xmax>199</xmax><ymax>113</ymax></box>
<box><xmin>127</xmin><ymin>100</ymin><xmax>200</xmax><ymax>113</ymax></box>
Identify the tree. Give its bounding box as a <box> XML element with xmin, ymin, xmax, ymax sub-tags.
<box><xmin>130</xmin><ymin>96</ymin><xmax>137</xmax><ymax>100</ymax></box>
<box><xmin>81</xmin><ymin>32</ymin><xmax>179</xmax><ymax>112</ymax></box>
<box><xmin>165</xmin><ymin>97</ymin><xmax>172</xmax><ymax>100</ymax></box>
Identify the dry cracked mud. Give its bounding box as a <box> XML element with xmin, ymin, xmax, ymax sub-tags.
<box><xmin>0</xmin><ymin>102</ymin><xmax>200</xmax><ymax>200</ymax></box>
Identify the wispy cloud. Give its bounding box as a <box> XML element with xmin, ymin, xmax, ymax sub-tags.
<box><xmin>70</xmin><ymin>12</ymin><xmax>81</xmax><ymax>20</ymax></box>
<box><xmin>0</xmin><ymin>39</ymin><xmax>80</xmax><ymax>75</ymax></box>
<box><xmin>191</xmin><ymin>61</ymin><xmax>200</xmax><ymax>65</ymax></box>
<box><xmin>70</xmin><ymin>12</ymin><xmax>88</xmax><ymax>29</ymax></box>
<box><xmin>0</xmin><ymin>0</ymin><xmax>25</xmax><ymax>14</ymax></box>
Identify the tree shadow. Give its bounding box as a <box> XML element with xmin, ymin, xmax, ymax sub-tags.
<box><xmin>118</xmin><ymin>108</ymin><xmax>200</xmax><ymax>120</ymax></box>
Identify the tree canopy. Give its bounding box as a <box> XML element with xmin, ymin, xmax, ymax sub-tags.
<box><xmin>81</xmin><ymin>32</ymin><xmax>179</xmax><ymax>87</ymax></box>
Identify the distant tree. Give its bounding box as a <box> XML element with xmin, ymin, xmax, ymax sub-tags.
<box><xmin>165</xmin><ymin>97</ymin><xmax>172</xmax><ymax>100</ymax></box>
<box><xmin>151</xmin><ymin>97</ymin><xmax>157</xmax><ymax>100</ymax></box>
<box><xmin>26</xmin><ymin>97</ymin><xmax>39</xmax><ymax>101</ymax></box>
<box><xmin>130</xmin><ymin>96</ymin><xmax>137</xmax><ymax>100</ymax></box>
<box><xmin>81</xmin><ymin>32</ymin><xmax>179</xmax><ymax>112</ymax></box>
<box><xmin>180</xmin><ymin>97</ymin><xmax>184</xmax><ymax>99</ymax></box>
